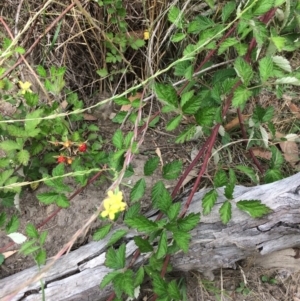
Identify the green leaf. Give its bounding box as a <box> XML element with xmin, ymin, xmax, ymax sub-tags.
<box><xmin>17</xmin><ymin>149</ymin><xmax>30</xmax><ymax>166</ymax></box>
<box><xmin>35</xmin><ymin>249</ymin><xmax>46</xmax><ymax>266</ymax></box>
<box><xmin>194</xmin><ymin>107</ymin><xmax>216</xmax><ymax>127</ymax></box>
<box><xmin>274</xmin><ymin>0</ymin><xmax>285</xmax><ymax>4</ymax></box>
<box><xmin>112</xmin><ymin>129</ymin><xmax>123</xmax><ymax>149</ymax></box>
<box><xmin>134</xmin><ymin>236</ymin><xmax>153</xmax><ymax>253</ymax></box>
<box><xmin>105</xmin><ymin>243</ymin><xmax>126</xmax><ymax>269</ymax></box>
<box><xmin>36</xmin><ymin>65</ymin><xmax>47</xmax><ymax>77</ymax></box>
<box><xmin>149</xmin><ymin>116</ymin><xmax>160</xmax><ymax>127</ymax></box>
<box><xmin>107</xmin><ymin>229</ymin><xmax>127</xmax><ymax>247</ymax></box>
<box><xmin>202</xmin><ymin>189</ymin><xmax>218</xmax><ymax>215</ymax></box>
<box><xmin>52</xmin><ymin>163</ymin><xmax>65</xmax><ymax>177</ymax></box>
<box><xmin>232</xmin><ymin>86</ymin><xmax>252</xmax><ymax>108</ymax></box>
<box><xmin>134</xmin><ymin>267</ymin><xmax>145</xmax><ymax>287</ymax></box>
<box><xmin>178</xmin><ymin>213</ymin><xmax>200</xmax><ymax>231</ymax></box>
<box><xmin>0</xmin><ymin>169</ymin><xmax>14</xmax><ymax>186</ymax></box>
<box><xmin>180</xmin><ymin>90</ymin><xmax>194</xmax><ymax>107</ymax></box>
<box><xmin>130</xmin><ymin>38</ymin><xmax>145</xmax><ymax>50</ymax></box>
<box><xmin>100</xmin><ymin>270</ymin><xmax>120</xmax><ymax>289</ymax></box>
<box><xmin>6</xmin><ymin>130</ymin><xmax>25</xmax><ymax>144</ymax></box>
<box><xmin>39</xmin><ymin>231</ymin><xmax>48</xmax><ymax>245</ymax></box>
<box><xmin>236</xmin><ymin>165</ymin><xmax>258</xmax><ymax>184</ymax></box>
<box><xmin>130</xmin><ymin>178</ymin><xmax>146</xmax><ymax>203</ymax></box>
<box><xmin>26</xmin><ymin>128</ymin><xmax>40</xmax><ymax>138</ymax></box>
<box><xmin>219</xmin><ymin>201</ymin><xmax>232</xmax><ymax>224</ymax></box>
<box><xmin>125</xmin><ymin>216</ymin><xmax>158</xmax><ymax>232</ymax></box>
<box><xmin>214</xmin><ymin>170</ymin><xmax>227</xmax><ymax>188</ymax></box>
<box><xmin>184</xmin><ymin>64</ymin><xmax>194</xmax><ymax>81</ymax></box>
<box><xmin>187</xmin><ymin>15</ymin><xmax>215</xmax><ymax>34</ymax></box>
<box><xmin>0</xmin><ymin>253</ymin><xmax>4</xmax><ymax>265</ymax></box>
<box><xmin>0</xmin><ymin>140</ymin><xmax>21</xmax><ymax>152</ymax></box>
<box><xmin>167</xmin><ymin>280</ymin><xmax>182</xmax><ymax>300</ymax></box>
<box><xmin>144</xmin><ymin>157</ymin><xmax>159</xmax><ymax>176</ymax></box>
<box><xmin>56</xmin><ymin>194</ymin><xmax>70</xmax><ymax>208</ymax></box>
<box><xmin>182</xmin><ymin>97</ymin><xmax>202</xmax><ymax>115</ymax></box>
<box><xmin>234</xmin><ymin>57</ymin><xmax>253</xmax><ymax>86</ymax></box>
<box><xmin>125</xmin><ymin>203</ymin><xmax>140</xmax><ymax>220</ymax></box>
<box><xmin>237</xmin><ymin>200</ymin><xmax>272</xmax><ymax>218</ymax></box>
<box><xmin>173</xmin><ymin>230</ymin><xmax>190</xmax><ymax>253</ymax></box>
<box><xmin>96</xmin><ymin>68</ymin><xmax>108</xmax><ymax>77</ymax></box>
<box><xmin>275</xmin><ymin>77</ymin><xmax>300</xmax><ymax>86</ymax></box>
<box><xmin>166</xmin><ymin>115</ymin><xmax>182</xmax><ymax>131</ymax></box>
<box><xmin>272</xmin><ymin>55</ymin><xmax>291</xmax><ymax>73</ymax></box>
<box><xmin>113</xmin><ymin>97</ymin><xmax>130</xmax><ymax>106</ymax></box>
<box><xmin>224</xmin><ymin>182</ymin><xmax>235</xmax><ymax>199</ymax></box>
<box><xmin>271</xmin><ymin>36</ymin><xmax>286</xmax><ymax>51</ymax></box>
<box><xmin>93</xmin><ymin>224</ymin><xmax>112</xmax><ymax>241</ymax></box>
<box><xmin>175</xmin><ymin>125</ymin><xmax>196</xmax><ymax>143</ymax></box>
<box><xmin>110</xmin><ymin>149</ymin><xmax>125</xmax><ymax>169</ymax></box>
<box><xmin>21</xmin><ymin>244</ymin><xmax>40</xmax><ymax>256</ymax></box>
<box><xmin>123</xmin><ymin>131</ymin><xmax>134</xmax><ymax>149</ymax></box>
<box><xmin>168</xmin><ymin>6</ymin><xmax>184</xmax><ymax>28</ymax></box>
<box><xmin>37</xmin><ymin>192</ymin><xmax>60</xmax><ymax>205</ymax></box>
<box><xmin>25</xmin><ymin>109</ymin><xmax>43</xmax><ymax>131</ymax></box>
<box><xmin>171</xmin><ymin>33</ymin><xmax>186</xmax><ymax>42</ymax></box>
<box><xmin>43</xmin><ymin>176</ymin><xmax>66</xmax><ymax>193</ymax></box>
<box><xmin>24</xmin><ymin>93</ymin><xmax>39</xmax><ymax>107</ymax></box>
<box><xmin>26</xmin><ymin>223</ymin><xmax>39</xmax><ymax>239</ymax></box>
<box><xmin>252</xmin><ymin>105</ymin><xmax>274</xmax><ymax>123</ymax></box>
<box><xmin>259</xmin><ymin>56</ymin><xmax>274</xmax><ymax>83</ymax></box>
<box><xmin>270</xmin><ymin>145</ymin><xmax>283</xmax><ymax>169</ymax></box>
<box><xmin>0</xmin><ymin>158</ymin><xmax>10</xmax><ymax>168</ymax></box>
<box><xmin>156</xmin><ymin>230</ymin><xmax>168</xmax><ymax>259</ymax></box>
<box><xmin>0</xmin><ymin>212</ymin><xmax>6</xmax><ymax>227</ymax></box>
<box><xmin>154</xmin><ymin>83</ymin><xmax>178</xmax><ymax>108</ymax></box>
<box><xmin>153</xmin><ymin>273</ymin><xmax>168</xmax><ymax>296</ymax></box>
<box><xmin>162</xmin><ymin>160</ymin><xmax>182</xmax><ymax>180</ymax></box>
<box><xmin>234</xmin><ymin>43</ymin><xmax>248</xmax><ymax>56</ymax></box>
<box><xmin>174</xmin><ymin>61</ymin><xmax>190</xmax><ymax>77</ymax></box>
<box><xmin>218</xmin><ymin>37</ymin><xmax>238</xmax><ymax>55</ymax></box>
<box><xmin>112</xmin><ymin>111</ymin><xmax>128</xmax><ymax>123</ymax></box>
<box><xmin>167</xmin><ymin>202</ymin><xmax>181</xmax><ymax>221</ymax></box>
<box><xmin>264</xmin><ymin>168</ymin><xmax>283</xmax><ymax>183</ymax></box>
<box><xmin>152</xmin><ymin>181</ymin><xmax>165</xmax><ymax>204</ymax></box>
<box><xmin>6</xmin><ymin>215</ymin><xmax>19</xmax><ymax>234</ymax></box>
<box><xmin>222</xmin><ymin>2</ymin><xmax>236</xmax><ymax>22</ymax></box>
<box><xmin>113</xmin><ymin>270</ymin><xmax>135</xmax><ymax>297</ymax></box>
<box><xmin>253</xmin><ymin>1</ymin><xmax>275</xmax><ymax>16</ymax></box>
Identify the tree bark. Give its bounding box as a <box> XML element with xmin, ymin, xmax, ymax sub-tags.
<box><xmin>2</xmin><ymin>173</ymin><xmax>300</xmax><ymax>301</ymax></box>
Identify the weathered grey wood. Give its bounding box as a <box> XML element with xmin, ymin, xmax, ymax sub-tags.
<box><xmin>2</xmin><ymin>173</ymin><xmax>300</xmax><ymax>301</ymax></box>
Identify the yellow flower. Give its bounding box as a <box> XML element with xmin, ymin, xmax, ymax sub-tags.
<box><xmin>143</xmin><ymin>29</ymin><xmax>150</xmax><ymax>41</ymax></box>
<box><xmin>19</xmin><ymin>81</ymin><xmax>33</xmax><ymax>94</ymax></box>
<box><xmin>101</xmin><ymin>190</ymin><xmax>126</xmax><ymax>220</ymax></box>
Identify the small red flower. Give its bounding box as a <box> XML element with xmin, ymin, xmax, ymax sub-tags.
<box><xmin>78</xmin><ymin>143</ymin><xmax>87</xmax><ymax>152</ymax></box>
<box><xmin>57</xmin><ymin>155</ymin><xmax>66</xmax><ymax>164</ymax></box>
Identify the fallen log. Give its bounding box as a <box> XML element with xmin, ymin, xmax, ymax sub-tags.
<box><xmin>1</xmin><ymin>173</ymin><xmax>300</xmax><ymax>301</ymax></box>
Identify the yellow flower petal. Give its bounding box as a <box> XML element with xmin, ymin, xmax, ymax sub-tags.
<box><xmin>109</xmin><ymin>211</ymin><xmax>115</xmax><ymax>220</ymax></box>
<box><xmin>144</xmin><ymin>30</ymin><xmax>149</xmax><ymax>40</ymax></box>
<box><xmin>18</xmin><ymin>81</ymin><xmax>33</xmax><ymax>94</ymax></box>
<box><xmin>101</xmin><ymin>190</ymin><xmax>126</xmax><ymax>220</ymax></box>
<box><xmin>101</xmin><ymin>210</ymin><xmax>108</xmax><ymax>218</ymax></box>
